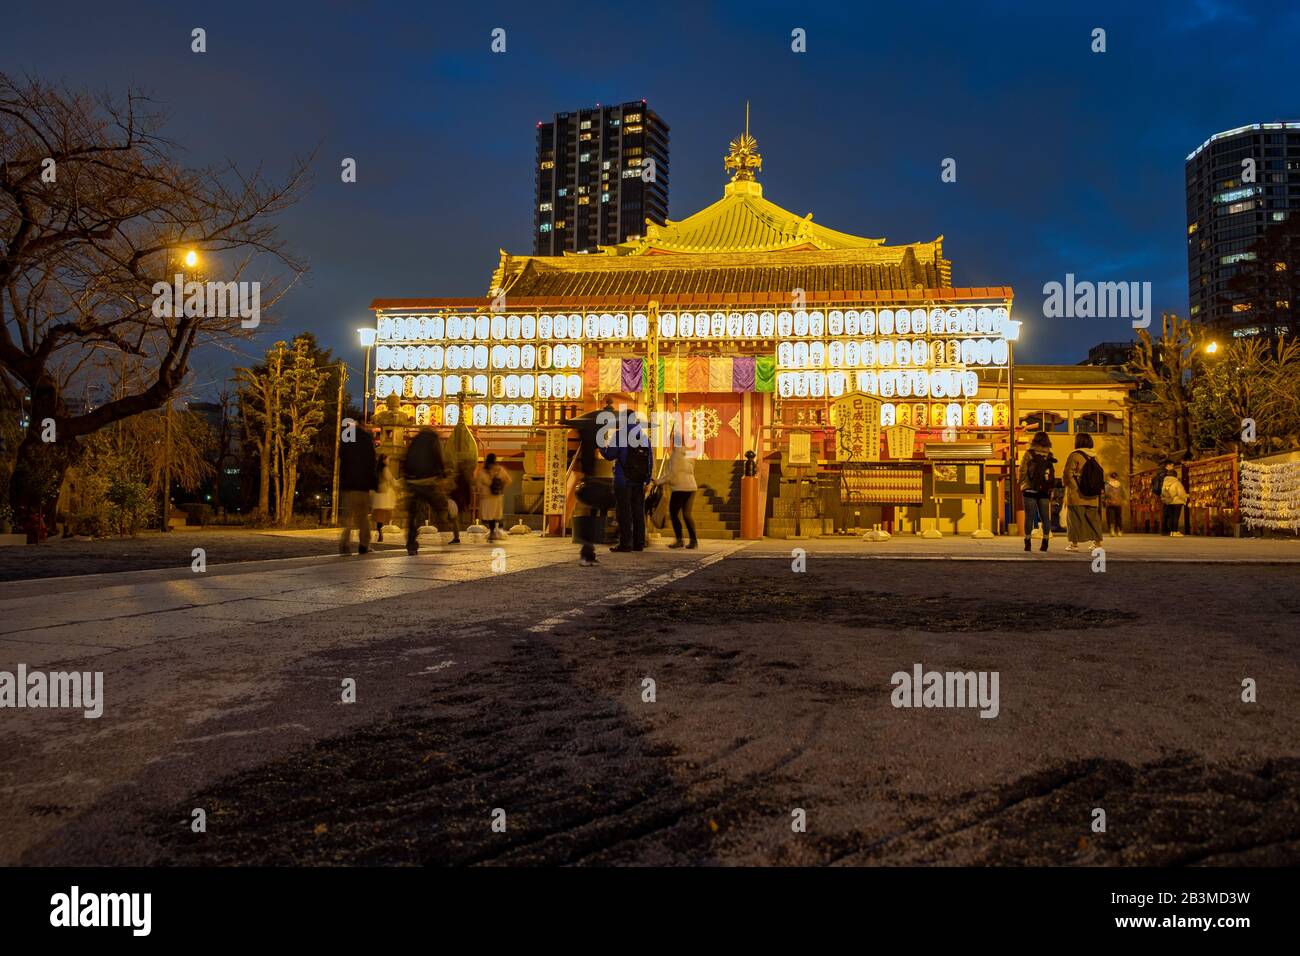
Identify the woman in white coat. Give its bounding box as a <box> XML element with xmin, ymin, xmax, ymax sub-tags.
<box><xmin>655</xmin><ymin>436</ymin><xmax>698</xmax><ymax>549</ymax></box>
<box><xmin>474</xmin><ymin>453</ymin><xmax>512</xmax><ymax>541</ymax></box>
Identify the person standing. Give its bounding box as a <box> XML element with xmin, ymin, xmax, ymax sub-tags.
<box><xmin>337</xmin><ymin>420</ymin><xmax>377</xmax><ymax>556</ymax></box>
<box><xmin>371</xmin><ymin>454</ymin><xmax>396</xmax><ymax>542</ymax></box>
<box><xmin>656</xmin><ymin>431</ymin><xmax>699</xmax><ymax>549</ymax></box>
<box><xmin>402</xmin><ymin>425</ymin><xmax>452</xmax><ymax>556</ymax></box>
<box><xmin>1160</xmin><ymin>464</ymin><xmax>1188</xmax><ymax>537</ymax></box>
<box><xmin>602</xmin><ymin>394</ymin><xmax>653</xmax><ymax>553</ymax></box>
<box><xmin>1104</xmin><ymin>471</ymin><xmax>1125</xmax><ymax>536</ymax></box>
<box><xmin>564</xmin><ymin>407</ymin><xmax>615</xmax><ymax>567</ymax></box>
<box><xmin>475</xmin><ymin>453</ymin><xmax>512</xmax><ymax>541</ymax></box>
<box><xmin>1062</xmin><ymin>432</ymin><xmax>1106</xmax><ymax>552</ymax></box>
<box><xmin>1019</xmin><ymin>431</ymin><xmax>1056</xmax><ymax>552</ymax></box>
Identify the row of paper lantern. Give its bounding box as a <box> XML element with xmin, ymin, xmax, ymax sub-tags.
<box><xmin>402</xmin><ymin>404</ymin><xmax>537</xmax><ymax>427</ymax></box>
<box><xmin>777</xmin><ymin>369</ymin><xmax>981</xmax><ymax>399</ymax></box>
<box><xmin>375</xmin><ymin>373</ymin><xmax>584</xmax><ymax>401</ymax></box>
<box><xmin>378</xmin><ymin>313</ymin><xmax>649</xmax><ymax>343</ymax></box>
<box><xmin>659</xmin><ymin>307</ymin><xmax>1010</xmax><ymax>340</ymax></box>
<box><xmin>876</xmin><ymin>402</ymin><xmax>1003</xmax><ymax>428</ymax></box>
<box><xmin>377</xmin><ymin>343</ymin><xmax>583</xmax><ymax>372</ymax></box>
<box><xmin>777</xmin><ymin>337</ymin><xmax>1009</xmax><ymax>369</ymax></box>
<box><xmin>375</xmin><ymin>306</ymin><xmax>1012</xmax><ymax>345</ymax></box>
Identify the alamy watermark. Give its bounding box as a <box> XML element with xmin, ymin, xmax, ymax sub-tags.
<box><xmin>0</xmin><ymin>664</ymin><xmax>103</xmax><ymax>718</ymax></box>
<box><xmin>152</xmin><ymin>273</ymin><xmax>260</xmax><ymax>329</ymax></box>
<box><xmin>1043</xmin><ymin>273</ymin><xmax>1151</xmax><ymax>329</ymax></box>
<box><xmin>890</xmin><ymin>663</ymin><xmax>999</xmax><ymax>718</ymax></box>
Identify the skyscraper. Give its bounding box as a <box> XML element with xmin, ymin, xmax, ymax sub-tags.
<box><xmin>1185</xmin><ymin>122</ymin><xmax>1300</xmax><ymax>336</ymax></box>
<box><xmin>533</xmin><ymin>101</ymin><xmax>669</xmax><ymax>256</ymax></box>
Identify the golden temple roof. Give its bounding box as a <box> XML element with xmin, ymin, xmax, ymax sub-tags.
<box><xmin>491</xmin><ymin>122</ymin><xmax>951</xmax><ymax>299</ymax></box>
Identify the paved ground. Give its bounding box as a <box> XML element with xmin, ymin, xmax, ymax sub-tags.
<box><xmin>2</xmin><ymin>533</ymin><xmax>1298</xmax><ymax>866</ymax></box>
<box><xmin>0</xmin><ymin>527</ymin><xmax>407</xmax><ymax>581</ymax></box>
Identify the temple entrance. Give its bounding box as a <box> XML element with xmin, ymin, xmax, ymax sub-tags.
<box><xmin>663</xmin><ymin>392</ymin><xmax>744</xmax><ymax>461</ymax></box>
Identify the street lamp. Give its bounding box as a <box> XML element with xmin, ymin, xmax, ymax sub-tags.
<box><xmin>161</xmin><ymin>248</ymin><xmax>201</xmax><ymax>533</ymax></box>
<box><xmin>1004</xmin><ymin>318</ymin><xmax>1022</xmax><ymax>535</ymax></box>
<box><xmin>1204</xmin><ymin>340</ymin><xmax>1220</xmax><ymax>355</ymax></box>
<box><xmin>358</xmin><ymin>327</ymin><xmax>377</xmax><ymax>423</ymax></box>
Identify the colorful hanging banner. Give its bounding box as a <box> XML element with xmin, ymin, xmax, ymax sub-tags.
<box><xmin>598</xmin><ymin>357</ymin><xmax>621</xmax><ymax>393</ymax></box>
<box><xmin>708</xmin><ymin>356</ymin><xmax>733</xmax><ymax>392</ymax></box>
<box><xmin>622</xmin><ymin>357</ymin><xmax>644</xmax><ymax>393</ymax></box>
<box><xmin>732</xmin><ymin>355</ymin><xmax>756</xmax><ymax>392</ymax></box>
<box><xmin>755</xmin><ymin>355</ymin><xmax>776</xmax><ymax>393</ymax></box>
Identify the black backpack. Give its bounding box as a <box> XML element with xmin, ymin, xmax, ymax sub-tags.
<box><xmin>623</xmin><ymin>445</ymin><xmax>651</xmax><ymax>485</ymax></box>
<box><xmin>489</xmin><ymin>473</ymin><xmax>504</xmax><ymax>495</ymax></box>
<box><xmin>1025</xmin><ymin>451</ymin><xmax>1055</xmax><ymax>494</ymax></box>
<box><xmin>1077</xmin><ymin>454</ymin><xmax>1107</xmax><ymax>498</ymax></box>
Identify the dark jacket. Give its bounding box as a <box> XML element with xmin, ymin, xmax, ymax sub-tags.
<box><xmin>563</xmin><ymin>409</ymin><xmax>605</xmax><ymax>476</ymax></box>
<box><xmin>1019</xmin><ymin>446</ymin><xmax>1056</xmax><ymax>497</ymax></box>
<box><xmin>339</xmin><ymin>430</ymin><xmax>378</xmax><ymax>492</ymax></box>
<box><xmin>600</xmin><ymin>408</ymin><xmax>654</xmax><ymax>489</ymax></box>
<box><xmin>403</xmin><ymin>429</ymin><xmax>447</xmax><ymax>481</ymax></box>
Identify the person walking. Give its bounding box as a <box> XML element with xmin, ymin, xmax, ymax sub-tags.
<box><xmin>656</xmin><ymin>430</ymin><xmax>699</xmax><ymax>549</ymax></box>
<box><xmin>402</xmin><ymin>425</ymin><xmax>452</xmax><ymax>555</ymax></box>
<box><xmin>1062</xmin><ymin>432</ymin><xmax>1107</xmax><ymax>552</ymax></box>
<box><xmin>1104</xmin><ymin>471</ymin><xmax>1125</xmax><ymax>536</ymax></box>
<box><xmin>564</xmin><ymin>406</ymin><xmax>615</xmax><ymax>566</ymax></box>
<box><xmin>1019</xmin><ymin>431</ymin><xmax>1056</xmax><ymax>552</ymax></box>
<box><xmin>601</xmin><ymin>393</ymin><xmax>653</xmax><ymax>553</ymax></box>
<box><xmin>337</xmin><ymin>420</ymin><xmax>377</xmax><ymax>555</ymax></box>
<box><xmin>475</xmin><ymin>453</ymin><xmax>512</xmax><ymax>541</ymax></box>
<box><xmin>371</xmin><ymin>454</ymin><xmax>396</xmax><ymax>542</ymax></box>
<box><xmin>1160</xmin><ymin>464</ymin><xmax>1188</xmax><ymax>537</ymax></box>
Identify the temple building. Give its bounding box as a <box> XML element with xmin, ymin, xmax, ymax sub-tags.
<box><xmin>369</xmin><ymin>122</ymin><xmax>1039</xmax><ymax>538</ymax></box>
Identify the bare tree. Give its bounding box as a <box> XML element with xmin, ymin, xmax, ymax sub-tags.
<box><xmin>0</xmin><ymin>73</ymin><xmax>311</xmax><ymax>528</ymax></box>
<box><xmin>1127</xmin><ymin>312</ymin><xmax>1201</xmax><ymax>463</ymax></box>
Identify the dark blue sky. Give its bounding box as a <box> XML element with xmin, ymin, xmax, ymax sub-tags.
<box><xmin>5</xmin><ymin>0</ymin><xmax>1296</xmax><ymax>390</ymax></box>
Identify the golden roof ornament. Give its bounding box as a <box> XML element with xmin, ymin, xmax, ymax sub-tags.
<box><xmin>724</xmin><ymin>102</ymin><xmax>762</xmax><ymax>182</ymax></box>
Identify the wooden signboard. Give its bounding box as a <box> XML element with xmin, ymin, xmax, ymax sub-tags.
<box><xmin>542</xmin><ymin>428</ymin><xmax>569</xmax><ymax>515</ymax></box>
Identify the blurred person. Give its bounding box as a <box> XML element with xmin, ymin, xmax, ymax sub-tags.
<box><xmin>371</xmin><ymin>454</ymin><xmax>396</xmax><ymax>542</ymax></box>
<box><xmin>337</xmin><ymin>420</ymin><xmax>377</xmax><ymax>556</ymax></box>
<box><xmin>601</xmin><ymin>393</ymin><xmax>653</xmax><ymax>552</ymax></box>
<box><xmin>1104</xmin><ymin>470</ymin><xmax>1124</xmax><ymax>536</ymax></box>
<box><xmin>655</xmin><ymin>425</ymin><xmax>698</xmax><ymax>549</ymax></box>
<box><xmin>564</xmin><ymin>406</ymin><xmax>615</xmax><ymax>567</ymax></box>
<box><xmin>402</xmin><ymin>425</ymin><xmax>452</xmax><ymax>556</ymax></box>
<box><xmin>475</xmin><ymin>452</ymin><xmax>512</xmax><ymax>541</ymax></box>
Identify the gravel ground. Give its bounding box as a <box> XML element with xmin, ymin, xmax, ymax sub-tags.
<box><xmin>0</xmin><ymin>529</ymin><xmax>405</xmax><ymax>580</ymax></box>
<box><xmin>9</xmin><ymin>549</ymin><xmax>1299</xmax><ymax>866</ymax></box>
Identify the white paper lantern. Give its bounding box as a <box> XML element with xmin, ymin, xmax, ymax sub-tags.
<box><xmin>567</xmin><ymin>314</ymin><xmax>581</xmax><ymax>339</ymax></box>
<box><xmin>963</xmin><ymin>371</ymin><xmax>979</xmax><ymax>397</ymax></box>
<box><xmin>491</xmin><ymin>314</ymin><xmax>506</xmax><ymax>339</ymax></box>
<box><xmin>844</xmin><ymin>340</ymin><xmax>860</xmax><ymax>367</ymax></box>
<box><xmin>961</xmin><ymin>339</ymin><xmax>976</xmax><ymax>365</ymax></box>
<box><xmin>474</xmin><ymin>315</ymin><xmax>489</xmax><ymax>339</ymax></box>
<box><xmin>879</xmin><ymin>309</ymin><xmax>895</xmax><ymax>335</ymax></box>
<box><xmin>828</xmin><ymin>310</ymin><xmax>844</xmax><ymax>336</ymax></box>
<box><xmin>879</xmin><ymin>340</ymin><xmax>895</xmax><ymax>366</ymax></box>
<box><xmin>520</xmin><ymin>314</ymin><xmax>535</xmax><ymax>339</ymax></box>
<box><xmin>896</xmin><ymin>339</ymin><xmax>911</xmax><ymax>366</ymax></box>
<box><xmin>538</xmin><ymin>314</ymin><xmax>553</xmax><ymax>339</ymax></box>
<box><xmin>881</xmin><ymin>403</ymin><xmax>896</xmax><ymax>427</ymax></box>
<box><xmin>931</xmin><ymin>370</ymin><xmax>947</xmax><ymax>398</ymax></box>
<box><xmin>828</xmin><ymin>371</ymin><xmax>847</xmax><ymax>396</ymax></box>
<box><xmin>977</xmin><ymin>402</ymin><xmax>994</xmax><ymax>426</ymax></box>
<box><xmin>778</xmin><ymin>311</ymin><xmax>793</xmax><ymax>337</ymax></box>
<box><xmin>727</xmin><ymin>312</ymin><xmax>743</xmax><ymax>338</ymax></box>
<box><xmin>429</xmin><ymin>375</ymin><xmax>442</xmax><ymax>399</ymax></box>
<box><xmin>960</xmin><ymin>308</ymin><xmax>976</xmax><ymax>334</ymax></box>
<box><xmin>860</xmin><ymin>341</ymin><xmax>876</xmax><ymax>366</ymax></box>
<box><xmin>929</xmin><ymin>308</ymin><xmax>946</xmax><ymax>334</ymax></box>
<box><xmin>444</xmin><ymin>404</ymin><xmax>459</xmax><ymax>426</ymax></box>
<box><xmin>743</xmin><ymin>312</ymin><xmax>758</xmax><ymax>338</ymax></box>
<box><xmin>429</xmin><ymin>315</ymin><xmax>445</xmax><ymax>340</ymax></box>
<box><xmin>809</xmin><ymin>341</ymin><xmax>825</xmax><ymax>368</ymax></box>
<box><xmin>615</xmin><ymin>313</ymin><xmax>628</xmax><ymax>338</ymax></box>
<box><xmin>506</xmin><ymin>345</ymin><xmax>521</xmax><ymax>369</ymax></box>
<box><xmin>378</xmin><ymin>316</ymin><xmax>394</xmax><ymax>340</ymax></box>
<box><xmin>778</xmin><ymin>342</ymin><xmax>795</xmax><ymax>368</ymax></box>
<box><xmin>828</xmin><ymin>340</ymin><xmax>844</xmax><ymax>368</ymax></box>
<box><xmin>537</xmin><ymin>375</ymin><xmax>551</xmax><ymax>399</ymax></box>
<box><xmin>810</xmin><ymin>371</ymin><xmax>825</xmax><ymax>397</ymax></box>
<box><xmin>520</xmin><ymin>375</ymin><xmax>535</xmax><ymax>398</ymax></box>
<box><xmin>946</xmin><ymin>403</ymin><xmax>963</xmax><ymax>427</ymax></box>
<box><xmin>912</xmin><ymin>371</ymin><xmax>929</xmax><ymax>396</ymax></box>
<box><xmin>569</xmin><ymin>344</ymin><xmax>582</xmax><ymax>367</ymax></box>
<box><xmin>794</xmin><ymin>341</ymin><xmax>810</xmax><ymax>369</ymax></box>
<box><xmin>880</xmin><ymin>371</ymin><xmax>896</xmax><ymax>396</ymax></box>
<box><xmin>491</xmin><ymin>344</ymin><xmax>506</xmax><ymax>369</ymax></box>
<box><xmin>809</xmin><ymin>311</ymin><xmax>825</xmax><ymax>337</ymax></box>
<box><xmin>445</xmin><ymin>374</ymin><xmax>461</xmax><ymax>395</ymax></box>
<box><xmin>711</xmin><ymin>312</ymin><xmax>725</xmax><ymax>337</ymax></box>
<box><xmin>977</xmin><ymin>308</ymin><xmax>994</xmax><ymax>334</ymax></box>
<box><xmin>977</xmin><ymin>338</ymin><xmax>993</xmax><ymax>365</ymax></box>
<box><xmin>376</xmin><ymin>346</ymin><xmax>392</xmax><ymax>370</ymax></box>
<box><xmin>473</xmin><ymin>374</ymin><xmax>488</xmax><ymax>396</ymax></box>
<box><xmin>992</xmin><ymin>339</ymin><xmax>1009</xmax><ymax>365</ymax></box>
<box><xmin>506</xmin><ymin>314</ymin><xmax>521</xmax><ymax>340</ymax></box>
<box><xmin>860</xmin><ymin>310</ymin><xmax>876</xmax><ymax>335</ymax></box>
<box><xmin>632</xmin><ymin>313</ymin><xmax>648</xmax><ymax>338</ymax></box>
<box><xmin>896</xmin><ymin>309</ymin><xmax>911</xmax><ymax>335</ymax></box>
<box><xmin>945</xmin><ymin>309</ymin><xmax>961</xmax><ymax>334</ymax></box>
<box><xmin>679</xmin><ymin>313</ymin><xmax>695</xmax><ymax>338</ymax></box>
<box><xmin>585</xmin><ymin>314</ymin><xmax>601</xmax><ymax>339</ymax></box>
<box><xmin>472</xmin><ymin>404</ymin><xmax>487</xmax><ymax>425</ymax></box>
<box><xmin>760</xmin><ymin>311</ymin><xmax>775</xmax><ymax>337</ymax></box>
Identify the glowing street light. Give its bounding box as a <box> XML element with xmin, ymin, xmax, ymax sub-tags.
<box><xmin>1205</xmin><ymin>340</ymin><xmax>1219</xmax><ymax>355</ymax></box>
<box><xmin>357</xmin><ymin>326</ymin><xmax>378</xmax><ymax>422</ymax></box>
<box><xmin>183</xmin><ymin>249</ymin><xmax>198</xmax><ymax>269</ymax></box>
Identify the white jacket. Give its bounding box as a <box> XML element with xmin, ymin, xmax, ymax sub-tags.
<box><xmin>657</xmin><ymin>446</ymin><xmax>697</xmax><ymax>492</ymax></box>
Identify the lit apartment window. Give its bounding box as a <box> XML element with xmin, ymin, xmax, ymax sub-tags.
<box><xmin>578</xmin><ymin>196</ymin><xmax>590</xmax><ymax>205</ymax></box>
<box><xmin>1276</xmin><ymin>262</ymin><xmax>1289</xmax><ymax>271</ymax></box>
<box><xmin>539</xmin><ymin>223</ymin><xmax>552</xmax><ymax>233</ymax></box>
<box><xmin>557</xmin><ymin>188</ymin><xmax>568</xmax><ymax>197</ymax></box>
<box><xmin>555</xmin><ymin>220</ymin><xmax>566</xmax><ymax>229</ymax></box>
<box><xmin>579</xmin><ymin>152</ymin><xmax>590</xmax><ymax>162</ymax></box>
<box><xmin>624</xmin><ymin>125</ymin><xmax>643</xmax><ymax>134</ymax></box>
<box><xmin>1187</xmin><ymin>222</ymin><xmax>1198</xmax><ymax>235</ymax></box>
<box><xmin>580</xmin><ymin>132</ymin><xmax>592</xmax><ymax>141</ymax></box>
<box><xmin>580</xmin><ymin>120</ymin><xmax>591</xmax><ymax>130</ymax></box>
<box><xmin>624</xmin><ymin>113</ymin><xmax>641</xmax><ymax>123</ymax></box>
<box><xmin>602</xmin><ymin>161</ymin><xmax>610</xmax><ymax>170</ymax></box>
<box><xmin>1221</xmin><ymin>253</ymin><xmax>1257</xmax><ymax>265</ymax></box>
<box><xmin>540</xmin><ymin>160</ymin><xmax>554</xmax><ymax>170</ymax></box>
<box><xmin>539</xmin><ymin>202</ymin><xmax>552</xmax><ymax>212</ymax></box>
<box><xmin>626</xmin><ymin>158</ymin><xmax>642</xmax><ymax>167</ymax></box>
<box><xmin>601</xmin><ymin>193</ymin><xmax>610</xmax><ymax>203</ymax></box>
<box><xmin>1232</xmin><ymin>302</ymin><xmax>1252</xmax><ymax>312</ymax></box>
<box><xmin>1225</xmin><ymin>200</ymin><xmax>1256</xmax><ymax>214</ymax></box>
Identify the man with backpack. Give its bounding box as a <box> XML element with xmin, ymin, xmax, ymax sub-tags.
<box><xmin>600</xmin><ymin>393</ymin><xmax>653</xmax><ymax>553</ymax></box>
<box><xmin>402</xmin><ymin>425</ymin><xmax>452</xmax><ymax>556</ymax></box>
<box><xmin>1062</xmin><ymin>432</ymin><xmax>1106</xmax><ymax>552</ymax></box>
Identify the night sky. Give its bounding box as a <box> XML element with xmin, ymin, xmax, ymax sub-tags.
<box><xmin>4</xmin><ymin>0</ymin><xmax>1296</xmax><ymax>392</ymax></box>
